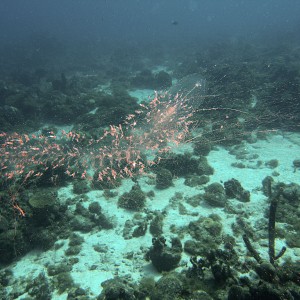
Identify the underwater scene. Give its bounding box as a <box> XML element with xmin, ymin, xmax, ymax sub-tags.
<box><xmin>0</xmin><ymin>0</ymin><xmax>300</xmax><ymax>299</ymax></box>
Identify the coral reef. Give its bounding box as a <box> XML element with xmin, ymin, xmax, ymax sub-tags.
<box><xmin>118</xmin><ymin>184</ymin><xmax>146</xmax><ymax>211</ymax></box>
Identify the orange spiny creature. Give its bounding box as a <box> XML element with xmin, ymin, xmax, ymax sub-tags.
<box><xmin>81</xmin><ymin>171</ymin><xmax>87</xmax><ymax>179</ymax></box>
<box><xmin>111</xmin><ymin>169</ymin><xmax>117</xmax><ymax>180</ymax></box>
<box><xmin>0</xmin><ymin>87</ymin><xmax>197</xmax><ymax>216</ymax></box>
<box><xmin>13</xmin><ymin>203</ymin><xmax>26</xmax><ymax>217</ymax></box>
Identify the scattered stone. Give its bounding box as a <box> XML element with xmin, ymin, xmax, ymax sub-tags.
<box><xmin>224</xmin><ymin>178</ymin><xmax>250</xmax><ymax>202</ymax></box>
<box><xmin>203</xmin><ymin>182</ymin><xmax>227</xmax><ymax>207</ymax></box>
<box><xmin>293</xmin><ymin>159</ymin><xmax>300</xmax><ymax>172</ymax></box>
<box><xmin>146</xmin><ymin>236</ymin><xmax>182</xmax><ymax>272</ymax></box>
<box><xmin>265</xmin><ymin>159</ymin><xmax>279</xmax><ymax>169</ymax></box>
<box><xmin>155</xmin><ymin>167</ymin><xmax>173</xmax><ymax>189</ymax></box>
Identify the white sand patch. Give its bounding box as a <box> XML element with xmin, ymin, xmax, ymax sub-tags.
<box><xmin>129</xmin><ymin>89</ymin><xmax>155</xmax><ymax>103</ymax></box>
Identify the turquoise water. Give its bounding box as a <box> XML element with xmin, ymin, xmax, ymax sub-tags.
<box><xmin>1</xmin><ymin>1</ymin><xmax>300</xmax><ymax>299</ymax></box>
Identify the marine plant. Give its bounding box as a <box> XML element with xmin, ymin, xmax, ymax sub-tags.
<box><xmin>0</xmin><ymin>84</ymin><xmax>200</xmax><ymax>216</ymax></box>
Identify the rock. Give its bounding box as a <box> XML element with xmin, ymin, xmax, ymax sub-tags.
<box><xmin>224</xmin><ymin>178</ymin><xmax>250</xmax><ymax>202</ymax></box>
<box><xmin>155</xmin><ymin>168</ymin><xmax>173</xmax><ymax>189</ymax></box>
<box><xmin>146</xmin><ymin>236</ymin><xmax>182</xmax><ymax>272</ymax></box>
<box><xmin>203</xmin><ymin>182</ymin><xmax>227</xmax><ymax>207</ymax></box>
